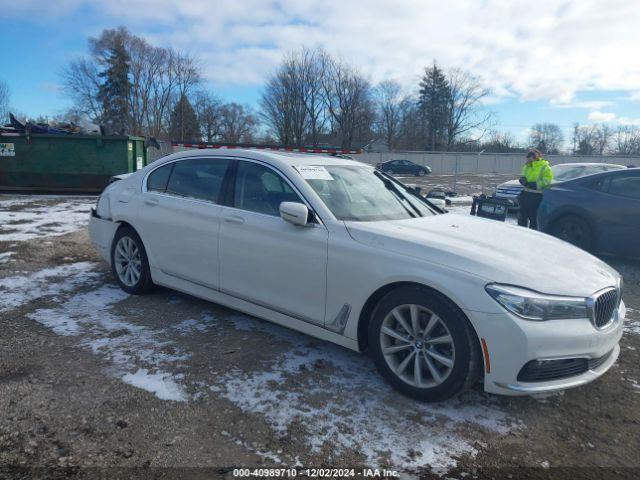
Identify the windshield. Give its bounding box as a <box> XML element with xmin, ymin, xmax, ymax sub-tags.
<box><xmin>551</xmin><ymin>163</ymin><xmax>624</xmax><ymax>182</ymax></box>
<box><xmin>301</xmin><ymin>165</ymin><xmax>436</xmax><ymax>221</ymax></box>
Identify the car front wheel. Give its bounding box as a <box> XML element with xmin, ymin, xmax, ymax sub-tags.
<box><xmin>386</xmin><ymin>168</ymin><xmax>394</xmax><ymax>175</ymax></box>
<box><xmin>111</xmin><ymin>226</ymin><xmax>155</xmax><ymax>294</ymax></box>
<box><xmin>369</xmin><ymin>286</ymin><xmax>480</xmax><ymax>402</ymax></box>
<box><xmin>551</xmin><ymin>215</ymin><xmax>593</xmax><ymax>252</ymax></box>
<box><xmin>416</xmin><ymin>169</ymin><xmax>427</xmax><ymax>177</ymax></box>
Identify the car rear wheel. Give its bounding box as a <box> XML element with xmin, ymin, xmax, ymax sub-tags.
<box><xmin>551</xmin><ymin>216</ymin><xmax>593</xmax><ymax>252</ymax></box>
<box><xmin>369</xmin><ymin>285</ymin><xmax>480</xmax><ymax>402</ymax></box>
<box><xmin>111</xmin><ymin>226</ymin><xmax>155</xmax><ymax>294</ymax></box>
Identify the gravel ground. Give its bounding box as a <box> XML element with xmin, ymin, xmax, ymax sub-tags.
<box><xmin>1</xmin><ymin>189</ymin><xmax>639</xmax><ymax>480</ymax></box>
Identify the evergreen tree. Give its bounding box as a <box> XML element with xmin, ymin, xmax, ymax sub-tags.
<box><xmin>169</xmin><ymin>94</ymin><xmax>201</xmax><ymax>142</ymax></box>
<box><xmin>97</xmin><ymin>35</ymin><xmax>131</xmax><ymax>135</ymax></box>
<box><xmin>418</xmin><ymin>62</ymin><xmax>450</xmax><ymax>151</ymax></box>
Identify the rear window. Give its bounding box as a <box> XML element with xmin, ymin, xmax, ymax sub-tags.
<box><xmin>147</xmin><ymin>164</ymin><xmax>173</xmax><ymax>192</ymax></box>
<box><xmin>608</xmin><ymin>175</ymin><xmax>640</xmax><ymax>200</ymax></box>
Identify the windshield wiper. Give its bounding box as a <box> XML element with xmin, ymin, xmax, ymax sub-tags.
<box><xmin>373</xmin><ymin>170</ymin><xmax>423</xmax><ymax>217</ymax></box>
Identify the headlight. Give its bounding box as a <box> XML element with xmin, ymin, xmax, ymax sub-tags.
<box><xmin>485</xmin><ymin>284</ymin><xmax>588</xmax><ymax>321</ymax></box>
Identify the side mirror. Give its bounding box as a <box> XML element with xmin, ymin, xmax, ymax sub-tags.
<box><xmin>280</xmin><ymin>202</ymin><xmax>309</xmax><ymax>227</ymax></box>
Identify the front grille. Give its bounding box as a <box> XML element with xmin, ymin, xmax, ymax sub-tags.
<box><xmin>517</xmin><ymin>349</ymin><xmax>614</xmax><ymax>382</ymax></box>
<box><xmin>496</xmin><ymin>187</ymin><xmax>521</xmax><ymax>195</ymax></box>
<box><xmin>592</xmin><ymin>288</ymin><xmax>619</xmax><ymax>328</ymax></box>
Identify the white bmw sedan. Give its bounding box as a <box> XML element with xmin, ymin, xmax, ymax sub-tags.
<box><xmin>89</xmin><ymin>149</ymin><xmax>625</xmax><ymax>402</ymax></box>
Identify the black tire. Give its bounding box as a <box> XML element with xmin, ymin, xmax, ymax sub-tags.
<box><xmin>550</xmin><ymin>215</ymin><xmax>593</xmax><ymax>252</ymax></box>
<box><xmin>368</xmin><ymin>285</ymin><xmax>481</xmax><ymax>402</ymax></box>
<box><xmin>386</xmin><ymin>168</ymin><xmax>394</xmax><ymax>175</ymax></box>
<box><xmin>110</xmin><ymin>226</ymin><xmax>155</xmax><ymax>294</ymax></box>
<box><xmin>416</xmin><ymin>169</ymin><xmax>427</xmax><ymax>177</ymax></box>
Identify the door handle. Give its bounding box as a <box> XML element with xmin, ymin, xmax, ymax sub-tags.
<box><xmin>224</xmin><ymin>215</ymin><xmax>245</xmax><ymax>225</ymax></box>
<box><xmin>144</xmin><ymin>198</ymin><xmax>159</xmax><ymax>206</ymax></box>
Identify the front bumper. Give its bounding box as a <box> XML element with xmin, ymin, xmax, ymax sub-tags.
<box><xmin>466</xmin><ymin>300</ymin><xmax>625</xmax><ymax>396</ymax></box>
<box><xmin>494</xmin><ymin>192</ymin><xmax>520</xmax><ymax>208</ymax></box>
<box><xmin>88</xmin><ymin>209</ymin><xmax>119</xmax><ymax>265</ymax></box>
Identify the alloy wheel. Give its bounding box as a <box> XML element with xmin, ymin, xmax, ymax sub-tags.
<box><xmin>379</xmin><ymin>304</ymin><xmax>456</xmax><ymax>388</ymax></box>
<box><xmin>114</xmin><ymin>236</ymin><xmax>142</xmax><ymax>287</ymax></box>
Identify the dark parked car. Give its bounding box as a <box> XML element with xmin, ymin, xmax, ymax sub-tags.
<box><xmin>538</xmin><ymin>168</ymin><xmax>640</xmax><ymax>257</ymax></box>
<box><xmin>376</xmin><ymin>159</ymin><xmax>431</xmax><ymax>176</ymax></box>
<box><xmin>495</xmin><ymin>163</ymin><xmax>626</xmax><ymax>208</ymax></box>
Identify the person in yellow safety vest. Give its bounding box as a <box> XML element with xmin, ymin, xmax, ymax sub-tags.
<box><xmin>517</xmin><ymin>149</ymin><xmax>553</xmax><ymax>229</ymax></box>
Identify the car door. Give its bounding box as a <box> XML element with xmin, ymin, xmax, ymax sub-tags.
<box><xmin>133</xmin><ymin>157</ymin><xmax>232</xmax><ymax>289</ymax></box>
<box><xmin>385</xmin><ymin>160</ymin><xmax>399</xmax><ymax>173</ymax></box>
<box><xmin>218</xmin><ymin>159</ymin><xmax>329</xmax><ymax>325</ymax></box>
<box><xmin>404</xmin><ymin>160</ymin><xmax>417</xmax><ymax>174</ymax></box>
<box><xmin>600</xmin><ymin>171</ymin><xmax>640</xmax><ymax>256</ymax></box>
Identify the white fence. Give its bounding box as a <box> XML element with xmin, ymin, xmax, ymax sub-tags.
<box><xmin>150</xmin><ymin>144</ymin><xmax>639</xmax><ymax>174</ymax></box>
<box><xmin>357</xmin><ymin>152</ymin><xmax>640</xmax><ymax>174</ymax></box>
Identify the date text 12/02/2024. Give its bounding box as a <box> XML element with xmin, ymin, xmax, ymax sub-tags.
<box><xmin>233</xmin><ymin>468</ymin><xmax>399</xmax><ymax>477</ymax></box>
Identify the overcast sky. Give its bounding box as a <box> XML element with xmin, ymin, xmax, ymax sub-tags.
<box><xmin>1</xmin><ymin>0</ymin><xmax>638</xmax><ymax>144</ymax></box>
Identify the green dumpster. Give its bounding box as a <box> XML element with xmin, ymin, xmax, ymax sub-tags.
<box><xmin>0</xmin><ymin>134</ymin><xmax>147</xmax><ymax>193</ymax></box>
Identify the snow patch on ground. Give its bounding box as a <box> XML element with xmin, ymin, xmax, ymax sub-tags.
<box><xmin>625</xmin><ymin>307</ymin><xmax>640</xmax><ymax>335</ymax></box>
<box><xmin>0</xmin><ymin>196</ymin><xmax>96</xmax><ymax>241</ymax></box>
<box><xmin>172</xmin><ymin>315</ymin><xmax>216</xmax><ymax>335</ymax></box>
<box><xmin>122</xmin><ymin>369</ymin><xmax>187</xmax><ymax>401</ymax></box>
<box><xmin>9</xmin><ymin>261</ymin><xmax>518</xmax><ymax>470</ymax></box>
<box><xmin>13</xmin><ymin>263</ymin><xmax>190</xmax><ymax>402</ymax></box>
<box><xmin>0</xmin><ymin>251</ymin><xmax>15</xmax><ymax>264</ymax></box>
<box><xmin>213</xmin><ymin>324</ymin><xmax>515</xmax><ymax>471</ymax></box>
<box><xmin>0</xmin><ymin>262</ymin><xmax>99</xmax><ymax>314</ymax></box>
<box><xmin>447</xmin><ymin>203</ymin><xmax>518</xmax><ymax>225</ymax></box>
<box><xmin>447</xmin><ymin>195</ymin><xmax>474</xmax><ymax>204</ymax></box>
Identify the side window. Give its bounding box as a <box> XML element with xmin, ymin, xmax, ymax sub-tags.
<box><xmin>607</xmin><ymin>174</ymin><xmax>640</xmax><ymax>200</ymax></box>
<box><xmin>165</xmin><ymin>158</ymin><xmax>231</xmax><ymax>202</ymax></box>
<box><xmin>585</xmin><ymin>176</ymin><xmax>609</xmax><ymax>192</ymax></box>
<box><xmin>147</xmin><ymin>163</ymin><xmax>173</xmax><ymax>192</ymax></box>
<box><xmin>234</xmin><ymin>161</ymin><xmax>302</xmax><ymax>216</ymax></box>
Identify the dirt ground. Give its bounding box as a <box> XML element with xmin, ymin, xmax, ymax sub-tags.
<box><xmin>394</xmin><ymin>172</ymin><xmax>517</xmax><ymax>198</ymax></box>
<box><xmin>1</xmin><ymin>185</ymin><xmax>639</xmax><ymax>480</ymax></box>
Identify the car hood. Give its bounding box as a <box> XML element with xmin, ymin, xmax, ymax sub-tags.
<box><xmin>345</xmin><ymin>214</ymin><xmax>619</xmax><ymax>297</ymax></box>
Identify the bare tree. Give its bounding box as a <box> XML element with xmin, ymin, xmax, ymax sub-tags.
<box><xmin>373</xmin><ymin>80</ymin><xmax>403</xmax><ymax>150</ymax></box>
<box><xmin>0</xmin><ymin>79</ymin><xmax>10</xmax><ymax>123</ymax></box>
<box><xmin>444</xmin><ymin>69</ymin><xmax>493</xmax><ymax>150</ymax></box>
<box><xmin>60</xmin><ymin>26</ymin><xmax>201</xmax><ymax>139</ymax></box>
<box><xmin>481</xmin><ymin>130</ymin><xmax>522</xmax><ymax>153</ymax></box>
<box><xmin>612</xmin><ymin>125</ymin><xmax>640</xmax><ymax>155</ymax></box>
<box><xmin>61</xmin><ymin>58</ymin><xmax>104</xmax><ymax>121</ymax></box>
<box><xmin>260</xmin><ymin>54</ymin><xmax>307</xmax><ymax>146</ymax></box>
<box><xmin>529</xmin><ymin>122</ymin><xmax>564</xmax><ymax>154</ymax></box>
<box><xmin>572</xmin><ymin>123</ymin><xmax>612</xmax><ymax>155</ymax></box>
<box><xmin>219</xmin><ymin>103</ymin><xmax>257</xmax><ymax>143</ymax></box>
<box><xmin>193</xmin><ymin>91</ymin><xmax>223</xmax><ymax>142</ymax></box>
<box><xmin>300</xmin><ymin>48</ymin><xmax>328</xmax><ymax>146</ymax></box>
<box><xmin>396</xmin><ymin>97</ymin><xmax>423</xmax><ymax>150</ymax></box>
<box><xmin>260</xmin><ymin>47</ymin><xmax>327</xmax><ymax>147</ymax></box>
<box><xmin>323</xmin><ymin>58</ymin><xmax>374</xmax><ymax>149</ymax></box>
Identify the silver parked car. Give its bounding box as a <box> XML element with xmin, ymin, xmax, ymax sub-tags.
<box><xmin>495</xmin><ymin>163</ymin><xmax>626</xmax><ymax>208</ymax></box>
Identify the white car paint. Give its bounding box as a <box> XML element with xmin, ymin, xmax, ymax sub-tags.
<box><xmin>89</xmin><ymin>149</ymin><xmax>625</xmax><ymax>396</ymax></box>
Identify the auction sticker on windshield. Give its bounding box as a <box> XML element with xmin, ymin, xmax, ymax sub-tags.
<box><xmin>295</xmin><ymin>165</ymin><xmax>333</xmax><ymax>180</ymax></box>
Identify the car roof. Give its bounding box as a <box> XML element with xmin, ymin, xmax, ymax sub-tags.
<box><xmin>154</xmin><ymin>148</ymin><xmax>367</xmax><ymax>169</ymax></box>
<box><xmin>553</xmin><ymin>162</ymin><xmax>625</xmax><ymax>168</ymax></box>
